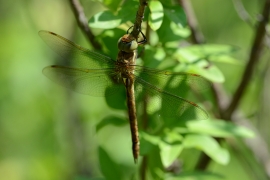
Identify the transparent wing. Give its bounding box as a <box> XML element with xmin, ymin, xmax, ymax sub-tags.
<box><xmin>43</xmin><ymin>65</ymin><xmax>123</xmax><ymax>97</ymax></box>
<box><xmin>39</xmin><ymin>30</ymin><xmax>115</xmax><ymax>69</ymax></box>
<box><xmin>134</xmin><ymin>66</ymin><xmax>210</xmax><ymax>121</ymax></box>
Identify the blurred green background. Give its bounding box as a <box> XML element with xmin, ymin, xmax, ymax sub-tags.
<box><xmin>0</xmin><ymin>0</ymin><xmax>269</xmax><ymax>180</ymax></box>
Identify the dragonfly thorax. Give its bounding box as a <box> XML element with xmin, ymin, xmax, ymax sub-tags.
<box><xmin>118</xmin><ymin>34</ymin><xmax>138</xmax><ymax>53</ymax></box>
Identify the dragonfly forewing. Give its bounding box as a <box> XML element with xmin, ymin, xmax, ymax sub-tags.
<box><xmin>39</xmin><ymin>30</ymin><xmax>116</xmax><ymax>69</ymax></box>
<box><xmin>43</xmin><ymin>65</ymin><xmax>123</xmax><ymax>97</ymax></box>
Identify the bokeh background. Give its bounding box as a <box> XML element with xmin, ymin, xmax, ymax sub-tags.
<box><xmin>0</xmin><ymin>0</ymin><xmax>269</xmax><ymax>179</ymax></box>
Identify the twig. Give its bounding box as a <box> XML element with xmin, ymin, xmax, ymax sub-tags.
<box><xmin>180</xmin><ymin>0</ymin><xmax>270</xmax><ymax>172</ymax></box>
<box><xmin>69</xmin><ymin>0</ymin><xmax>101</xmax><ymax>50</ymax></box>
<box><xmin>224</xmin><ymin>0</ymin><xmax>270</xmax><ymax>119</ymax></box>
<box><xmin>179</xmin><ymin>0</ymin><xmax>226</xmax><ymax>116</ymax></box>
<box><xmin>131</xmin><ymin>0</ymin><xmax>148</xmax><ymax>40</ymax></box>
<box><xmin>232</xmin><ymin>0</ymin><xmax>254</xmax><ymax>27</ymax></box>
<box><xmin>179</xmin><ymin>0</ymin><xmax>205</xmax><ymax>44</ymax></box>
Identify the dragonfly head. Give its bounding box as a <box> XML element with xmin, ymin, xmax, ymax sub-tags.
<box><xmin>118</xmin><ymin>34</ymin><xmax>138</xmax><ymax>53</ymax></box>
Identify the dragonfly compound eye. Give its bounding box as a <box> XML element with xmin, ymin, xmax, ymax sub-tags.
<box><xmin>117</xmin><ymin>35</ymin><xmax>138</xmax><ymax>52</ymax></box>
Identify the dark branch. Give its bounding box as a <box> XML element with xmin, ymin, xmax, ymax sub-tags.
<box><xmin>69</xmin><ymin>0</ymin><xmax>101</xmax><ymax>50</ymax></box>
<box><xmin>179</xmin><ymin>0</ymin><xmax>205</xmax><ymax>44</ymax></box>
<box><xmin>224</xmin><ymin>0</ymin><xmax>270</xmax><ymax>119</ymax></box>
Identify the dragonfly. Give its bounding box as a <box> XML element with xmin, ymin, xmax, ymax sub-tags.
<box><xmin>39</xmin><ymin>29</ymin><xmax>210</xmax><ymax>163</ymax></box>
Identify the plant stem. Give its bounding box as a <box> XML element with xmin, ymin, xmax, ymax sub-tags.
<box><xmin>69</xmin><ymin>0</ymin><xmax>101</xmax><ymax>50</ymax></box>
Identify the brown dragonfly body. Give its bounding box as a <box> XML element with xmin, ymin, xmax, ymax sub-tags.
<box><xmin>40</xmin><ymin>30</ymin><xmax>210</xmax><ymax>163</ymax></box>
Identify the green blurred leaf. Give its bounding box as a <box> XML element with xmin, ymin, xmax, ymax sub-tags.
<box><xmin>187</xmin><ymin>119</ymin><xmax>255</xmax><ymax>138</ymax></box>
<box><xmin>143</xmin><ymin>45</ymin><xmax>166</xmax><ymax>68</ymax></box>
<box><xmin>184</xmin><ymin>134</ymin><xmax>230</xmax><ymax>165</ymax></box>
<box><xmin>173</xmin><ymin>48</ymin><xmax>225</xmax><ymax>83</ymax></box>
<box><xmin>188</xmin><ymin>63</ymin><xmax>225</xmax><ymax>83</ymax></box>
<box><xmin>96</xmin><ymin>116</ymin><xmax>127</xmax><ymax>132</ymax></box>
<box><xmin>89</xmin><ymin>10</ymin><xmax>122</xmax><ymax>29</ymax></box>
<box><xmin>148</xmin><ymin>1</ymin><xmax>164</xmax><ymax>30</ymax></box>
<box><xmin>105</xmin><ymin>85</ymin><xmax>126</xmax><ymax>110</ymax></box>
<box><xmin>179</xmin><ymin>44</ymin><xmax>239</xmax><ymax>59</ymax></box>
<box><xmin>75</xmin><ymin>177</ymin><xmax>105</xmax><ymax>180</ymax></box>
<box><xmin>148</xmin><ymin>147</ymin><xmax>165</xmax><ymax>180</ymax></box>
<box><xmin>157</xmin><ymin>16</ymin><xmax>190</xmax><ymax>43</ymax></box>
<box><xmin>164</xmin><ymin>6</ymin><xmax>187</xmax><ymax>28</ymax></box>
<box><xmin>118</xmin><ymin>0</ymin><xmax>139</xmax><ymax>23</ymax></box>
<box><xmin>97</xmin><ymin>28</ymin><xmax>126</xmax><ymax>57</ymax></box>
<box><xmin>98</xmin><ymin>146</ymin><xmax>122</xmax><ymax>180</ymax></box>
<box><xmin>167</xmin><ymin>171</ymin><xmax>224</xmax><ymax>180</ymax></box>
<box><xmin>159</xmin><ymin>130</ymin><xmax>184</xmax><ymax>167</ymax></box>
<box><xmin>140</xmin><ymin>132</ymin><xmax>161</xmax><ymax>155</ymax></box>
<box><xmin>100</xmin><ymin>0</ymin><xmax>122</xmax><ymax>11</ymax></box>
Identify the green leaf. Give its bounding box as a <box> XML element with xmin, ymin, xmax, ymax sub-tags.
<box><xmin>148</xmin><ymin>1</ymin><xmax>164</xmax><ymax>30</ymax></box>
<box><xmin>159</xmin><ymin>130</ymin><xmax>184</xmax><ymax>167</ymax></box>
<box><xmin>142</xmin><ymin>45</ymin><xmax>166</xmax><ymax>68</ymax></box>
<box><xmin>96</xmin><ymin>116</ymin><xmax>127</xmax><ymax>132</ymax></box>
<box><xmin>173</xmin><ymin>49</ymin><xmax>225</xmax><ymax>83</ymax></box>
<box><xmin>164</xmin><ymin>6</ymin><xmax>187</xmax><ymax>28</ymax></box>
<box><xmin>118</xmin><ymin>0</ymin><xmax>139</xmax><ymax>23</ymax></box>
<box><xmin>98</xmin><ymin>146</ymin><xmax>122</xmax><ymax>180</ymax></box>
<box><xmin>187</xmin><ymin>63</ymin><xmax>225</xmax><ymax>83</ymax></box>
<box><xmin>97</xmin><ymin>28</ymin><xmax>126</xmax><ymax>57</ymax></box>
<box><xmin>98</xmin><ymin>0</ymin><xmax>123</xmax><ymax>11</ymax></box>
<box><xmin>184</xmin><ymin>134</ymin><xmax>230</xmax><ymax>165</ymax></box>
<box><xmin>89</xmin><ymin>10</ymin><xmax>122</xmax><ymax>29</ymax></box>
<box><xmin>140</xmin><ymin>132</ymin><xmax>161</xmax><ymax>155</ymax></box>
<box><xmin>75</xmin><ymin>177</ymin><xmax>105</xmax><ymax>180</ymax></box>
<box><xmin>105</xmin><ymin>85</ymin><xmax>126</xmax><ymax>110</ymax></box>
<box><xmin>167</xmin><ymin>171</ymin><xmax>224</xmax><ymax>180</ymax></box>
<box><xmin>187</xmin><ymin>119</ymin><xmax>255</xmax><ymax>138</ymax></box>
<box><xmin>157</xmin><ymin>16</ymin><xmax>190</xmax><ymax>43</ymax></box>
<box><xmin>148</xmin><ymin>147</ymin><xmax>165</xmax><ymax>180</ymax></box>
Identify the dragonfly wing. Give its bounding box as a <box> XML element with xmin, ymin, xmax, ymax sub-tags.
<box><xmin>43</xmin><ymin>66</ymin><xmax>122</xmax><ymax>97</ymax></box>
<box><xmin>135</xmin><ymin>77</ymin><xmax>208</xmax><ymax>122</ymax></box>
<box><xmin>39</xmin><ymin>30</ymin><xmax>115</xmax><ymax>69</ymax></box>
<box><xmin>134</xmin><ymin>66</ymin><xmax>210</xmax><ymax>96</ymax></box>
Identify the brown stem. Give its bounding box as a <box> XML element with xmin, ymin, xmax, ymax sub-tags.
<box><xmin>180</xmin><ymin>0</ymin><xmax>270</xmax><ymax>172</ymax></box>
<box><xmin>179</xmin><ymin>0</ymin><xmax>205</xmax><ymax>44</ymax></box>
<box><xmin>224</xmin><ymin>0</ymin><xmax>270</xmax><ymax>119</ymax></box>
<box><xmin>69</xmin><ymin>0</ymin><xmax>101</xmax><ymax>50</ymax></box>
<box><xmin>131</xmin><ymin>0</ymin><xmax>148</xmax><ymax>39</ymax></box>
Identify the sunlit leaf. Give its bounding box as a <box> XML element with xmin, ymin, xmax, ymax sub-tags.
<box><xmin>184</xmin><ymin>134</ymin><xmax>230</xmax><ymax>165</ymax></box>
<box><xmin>98</xmin><ymin>0</ymin><xmax>122</xmax><ymax>11</ymax></box>
<box><xmin>157</xmin><ymin>16</ymin><xmax>190</xmax><ymax>43</ymax></box>
<box><xmin>187</xmin><ymin>119</ymin><xmax>255</xmax><ymax>138</ymax></box>
<box><xmin>164</xmin><ymin>6</ymin><xmax>187</xmax><ymax>28</ymax></box>
<box><xmin>159</xmin><ymin>130</ymin><xmax>184</xmax><ymax>167</ymax></box>
<box><xmin>148</xmin><ymin>1</ymin><xmax>164</xmax><ymax>30</ymax></box>
<box><xmin>89</xmin><ymin>11</ymin><xmax>122</xmax><ymax>29</ymax></box>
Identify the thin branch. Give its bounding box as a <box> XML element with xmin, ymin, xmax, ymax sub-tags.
<box><xmin>180</xmin><ymin>0</ymin><xmax>270</xmax><ymax>172</ymax></box>
<box><xmin>131</xmin><ymin>0</ymin><xmax>148</xmax><ymax>39</ymax></box>
<box><xmin>224</xmin><ymin>0</ymin><xmax>270</xmax><ymax>119</ymax></box>
<box><xmin>69</xmin><ymin>0</ymin><xmax>101</xmax><ymax>50</ymax></box>
<box><xmin>179</xmin><ymin>0</ymin><xmax>205</xmax><ymax>44</ymax></box>
<box><xmin>232</xmin><ymin>0</ymin><xmax>254</xmax><ymax>27</ymax></box>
